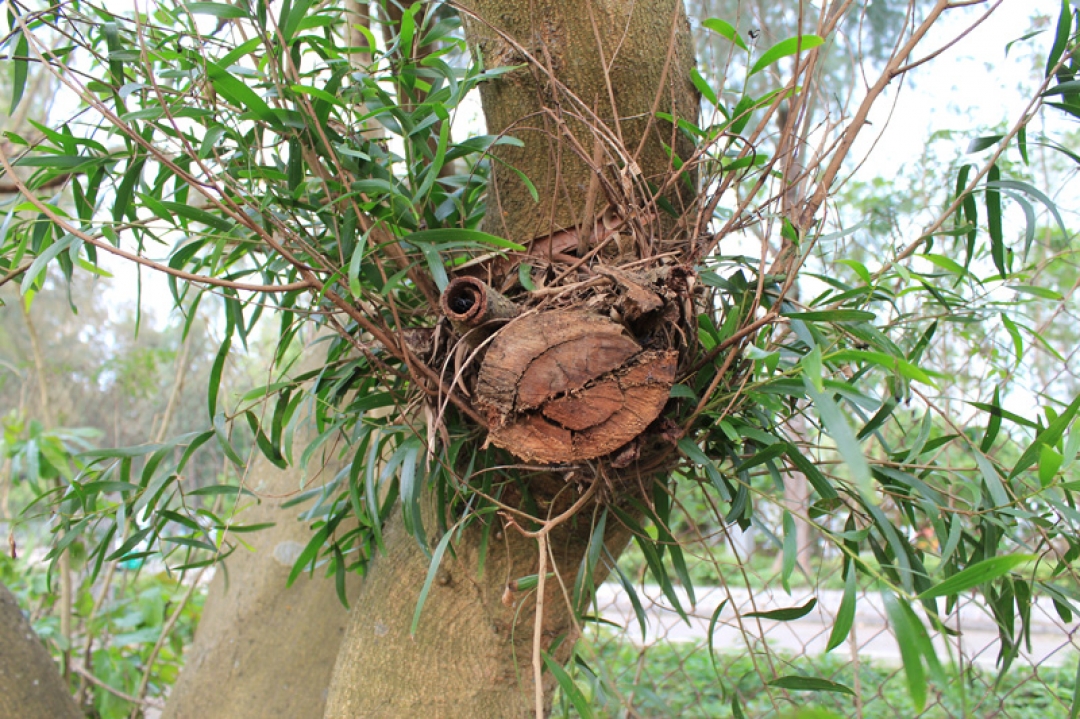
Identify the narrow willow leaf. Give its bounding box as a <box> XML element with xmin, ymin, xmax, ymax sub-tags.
<box><xmin>10</xmin><ymin>31</ymin><xmax>29</xmax><ymax>113</ymax></box>
<box><xmin>749</xmin><ymin>35</ymin><xmax>824</xmax><ymax>76</ymax></box>
<box><xmin>826</xmin><ymin>566</ymin><xmax>856</xmax><ymax>652</ymax></box>
<box><xmin>980</xmin><ymin>387</ymin><xmax>1003</xmax><ymax>452</ymax></box>
<box><xmin>986</xmin><ymin>164</ymin><xmax>1005</xmax><ymax>278</ymax></box>
<box><xmin>702</xmin><ymin>18</ymin><xmax>748</xmax><ymax>51</ymax></box>
<box><xmin>967</xmin><ymin>134</ymin><xmax>1004</xmax><ymax>152</ymax></box>
<box><xmin>917</xmin><ymin>554</ymin><xmax>1034</xmax><ymax>600</ymax></box>
<box><xmin>987</xmin><ymin>179</ymin><xmax>1069</xmax><ymax>243</ymax></box>
<box><xmin>1010</xmin><ymin>395</ymin><xmax>1080</xmax><ymax>479</ymax></box>
<box><xmin>707</xmin><ymin>598</ymin><xmax>729</xmax><ymax>677</ymax></box>
<box><xmin>1071</xmin><ymin>654</ymin><xmax>1080</xmax><ymax>719</ymax></box>
<box><xmin>678</xmin><ymin>438</ymin><xmax>730</xmax><ymax>500</ymax></box>
<box><xmin>286</xmin><ymin>524</ymin><xmax>329</xmax><ymax>587</ymax></box>
<box><xmin>205</xmin><ymin>61</ymin><xmax>277</xmax><ymax>126</ymax></box>
<box><xmin>973</xmin><ymin>451</ymin><xmax>1009</xmax><ymax>507</ymax></box>
<box><xmin>746</xmin><ymin>597</ymin><xmax>816</xmax><ymax>621</ymax></box>
<box><xmin>208</xmin><ymin>336</ymin><xmax>231</xmax><ymax>419</ymax></box>
<box><xmin>781</xmin><ymin>510</ymin><xmax>796</xmax><ymax>592</ymax></box>
<box><xmin>784</xmin><ymin>445</ymin><xmax>838</xmax><ymax>500</ymax></box>
<box><xmin>411</xmin><ymin>528</ymin><xmax>456</xmax><ymax>634</ymax></box>
<box><xmin>542</xmin><ymin>652</ymin><xmax>594</xmax><ymax>719</ymax></box>
<box><xmin>691</xmin><ymin>66</ymin><xmax>718</xmax><ymax>106</ymax></box>
<box><xmin>801</xmin><ymin>345</ymin><xmax>824</xmax><ymax>392</ymax></box>
<box><xmin>883</xmin><ymin>591</ymin><xmax>926</xmax><ymax>712</ymax></box>
<box><xmin>21</xmin><ymin>235</ymin><xmax>77</xmax><ymax>294</ymax></box>
<box><xmin>1000</xmin><ymin>313</ymin><xmax>1023</xmax><ymax>365</ymax></box>
<box><xmin>184</xmin><ymin>2</ymin><xmax>249</xmax><ymax>18</ymax></box>
<box><xmin>768</xmin><ymin>676</ymin><xmax>854</xmax><ymax>695</ymax></box>
<box><xmin>608</xmin><ymin>554</ymin><xmax>648</xmax><ymax>640</ymax></box>
<box><xmin>783</xmin><ymin>309</ymin><xmax>875</xmax><ymax>323</ymax></box>
<box><xmin>404</xmin><ymin>227</ymin><xmax>526</xmax><ymax>251</ymax></box>
<box><xmin>803</xmin><ymin>377</ymin><xmax>873</xmax><ymax>500</ymax></box>
<box><xmin>1046</xmin><ymin>0</ymin><xmax>1072</xmax><ymax>78</ymax></box>
<box><xmin>1040</xmin><ymin>444</ymin><xmax>1064</xmax><ymax>487</ymax></box>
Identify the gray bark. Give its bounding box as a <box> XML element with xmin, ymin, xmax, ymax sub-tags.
<box><xmin>164</xmin><ymin>350</ymin><xmax>363</xmax><ymax>719</ymax></box>
<box><xmin>0</xmin><ymin>581</ymin><xmax>82</xmax><ymax>719</ymax></box>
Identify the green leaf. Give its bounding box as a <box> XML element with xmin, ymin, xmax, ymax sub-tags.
<box><xmin>883</xmin><ymin>592</ymin><xmax>926</xmax><ymax>712</ymax></box>
<box><xmin>106</xmin><ymin>527</ymin><xmax>154</xmax><ymax>561</ymax></box>
<box><xmin>801</xmin><ymin>345</ymin><xmax>824</xmax><ymax>392</ymax></box>
<box><xmin>404</xmin><ymin>228</ymin><xmax>526</xmax><ymax>252</ymax></box>
<box><xmin>543</xmin><ymin>652</ymin><xmax>594</xmax><ymax>719</ymax></box>
<box><xmin>803</xmin><ymin>377</ymin><xmax>873</xmax><ymax>501</ymax></box>
<box><xmin>987</xmin><ymin>179</ymin><xmax>1069</xmax><ymax>244</ymax></box>
<box><xmin>1007</xmin><ymin>285</ymin><xmax>1063</xmax><ymax>300</ymax></box>
<box><xmin>1071</xmin><ymin>654</ymin><xmax>1080</xmax><ymax>719</ymax></box>
<box><xmin>973</xmin><ymin>451</ymin><xmax>1009</xmax><ymax>507</ymax></box>
<box><xmin>706</xmin><ymin>598</ymin><xmax>730</xmax><ymax>677</ymax></box>
<box><xmin>1000</xmin><ymin>313</ymin><xmax>1022</xmax><ymax>366</ymax></box>
<box><xmin>746</xmin><ymin>597</ymin><xmax>816</xmax><ymax>621</ymax></box>
<box><xmin>986</xmin><ymin>164</ymin><xmax>1005</xmax><ymax>278</ymax></box>
<box><xmin>205</xmin><ymin>61</ymin><xmax>278</xmax><ymax>127</ymax></box>
<box><xmin>691</xmin><ymin>67</ymin><xmax>718</xmax><ymax>107</ymax></box>
<box><xmin>411</xmin><ymin>527</ymin><xmax>456</xmax><ymax>635</ymax></box>
<box><xmin>21</xmin><ymin>235</ymin><xmax>77</xmax><ymax>294</ymax></box>
<box><xmin>518</xmin><ymin>263</ymin><xmax>536</xmax><ymax>291</ymax></box>
<box><xmin>185</xmin><ymin>2</ymin><xmax>248</xmax><ymax>18</ymax></box>
<box><xmin>702</xmin><ymin>18</ymin><xmax>748</xmax><ymax>51</ymax></box>
<box><xmin>10</xmin><ymin>31</ymin><xmax>28</xmax><ymax>114</ymax></box>
<box><xmin>1011</xmin><ymin>395</ymin><xmax>1080</xmax><ymax>479</ymax></box>
<box><xmin>1046</xmin><ymin>0</ymin><xmax>1072</xmax><ymax>78</ymax></box>
<box><xmin>825</xmin><ymin>566</ymin><xmax>856</xmax><ymax>652</ymax></box>
<box><xmin>917</xmin><ymin>554</ymin><xmax>1033</xmax><ymax>599</ymax></box>
<box><xmin>1036</xmin><ymin>442</ymin><xmax>1062</xmax><ymax>487</ymax></box>
<box><xmin>768</xmin><ymin>676</ymin><xmax>854</xmax><ymax>695</ymax></box>
<box><xmin>781</xmin><ymin>510</ymin><xmax>797</xmax><ymax>592</ymax></box>
<box><xmin>749</xmin><ymin>35</ymin><xmax>824</xmax><ymax>76</ymax></box>
<box><xmin>208</xmin><ymin>336</ymin><xmax>231</xmax><ymax>419</ymax></box>
<box><xmin>783</xmin><ymin>310</ymin><xmax>875</xmax><ymax>323</ymax></box>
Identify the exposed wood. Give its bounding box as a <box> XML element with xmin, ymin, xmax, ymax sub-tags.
<box><xmin>477</xmin><ymin>309</ymin><xmax>676</xmax><ymax>463</ymax></box>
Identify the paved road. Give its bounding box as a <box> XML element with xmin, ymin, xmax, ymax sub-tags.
<box><xmin>595</xmin><ymin>583</ymin><xmax>1079</xmax><ymax>668</ymax></box>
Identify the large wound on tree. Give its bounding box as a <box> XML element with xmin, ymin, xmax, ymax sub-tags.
<box><xmin>475</xmin><ymin>309</ymin><xmax>676</xmax><ymax>464</ymax></box>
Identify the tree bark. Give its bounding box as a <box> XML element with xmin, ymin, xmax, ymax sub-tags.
<box><xmin>325</xmin><ymin>484</ymin><xmax>633</xmax><ymax>717</ymax></box>
<box><xmin>0</xmin><ymin>581</ymin><xmax>82</xmax><ymax>719</ymax></box>
<box><xmin>164</xmin><ymin>403</ymin><xmax>362</xmax><ymax>718</ymax></box>
<box><xmin>325</xmin><ymin>0</ymin><xmax>697</xmax><ymax>715</ymax></box>
<box><xmin>459</xmin><ymin>0</ymin><xmax>698</xmax><ymax>248</ymax></box>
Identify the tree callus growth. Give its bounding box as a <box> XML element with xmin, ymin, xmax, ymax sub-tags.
<box><xmin>466</xmin><ymin>266</ymin><xmax>693</xmax><ymax>466</ymax></box>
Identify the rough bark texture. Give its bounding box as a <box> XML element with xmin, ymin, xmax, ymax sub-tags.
<box><xmin>460</xmin><ymin>0</ymin><xmax>698</xmax><ymax>248</ymax></box>
<box><xmin>0</xmin><ymin>581</ymin><xmax>82</xmax><ymax>719</ymax></box>
<box><xmin>164</xmin><ymin>405</ymin><xmax>361</xmax><ymax>718</ymax></box>
<box><xmin>477</xmin><ymin>308</ymin><xmax>677</xmax><ymax>463</ymax></box>
<box><xmin>324</xmin><ymin>492</ymin><xmax>633</xmax><ymax>718</ymax></box>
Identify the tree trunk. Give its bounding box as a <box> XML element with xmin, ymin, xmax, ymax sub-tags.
<box><xmin>325</xmin><ymin>0</ymin><xmax>697</xmax><ymax>714</ymax></box>
<box><xmin>164</xmin><ymin>407</ymin><xmax>362</xmax><ymax>718</ymax></box>
<box><xmin>460</xmin><ymin>0</ymin><xmax>698</xmax><ymax>247</ymax></box>
<box><xmin>325</xmin><ymin>482</ymin><xmax>634</xmax><ymax>717</ymax></box>
<box><xmin>0</xmin><ymin>581</ymin><xmax>82</xmax><ymax>719</ymax></box>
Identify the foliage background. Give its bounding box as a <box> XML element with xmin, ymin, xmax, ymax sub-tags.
<box><xmin>1</xmin><ymin>0</ymin><xmax>1079</xmax><ymax>716</ymax></box>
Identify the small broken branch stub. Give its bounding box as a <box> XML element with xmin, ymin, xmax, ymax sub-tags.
<box><xmin>475</xmin><ymin>309</ymin><xmax>677</xmax><ymax>464</ymax></box>
<box><xmin>440</xmin><ymin>276</ymin><xmax>520</xmax><ymax>330</ymax></box>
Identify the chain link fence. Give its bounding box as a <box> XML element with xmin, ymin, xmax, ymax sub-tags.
<box><xmin>559</xmin><ymin>526</ymin><xmax>1078</xmax><ymax>718</ymax></box>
